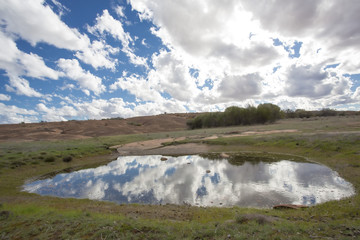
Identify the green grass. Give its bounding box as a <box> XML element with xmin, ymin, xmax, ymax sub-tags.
<box><xmin>1</xmin><ymin>116</ymin><xmax>360</xmax><ymax>239</ymax></box>
<box><xmin>0</xmin><ymin>134</ymin><xmax>150</xmax><ymax>170</ymax></box>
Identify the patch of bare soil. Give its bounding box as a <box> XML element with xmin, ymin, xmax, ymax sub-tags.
<box><xmin>111</xmin><ymin>138</ymin><xmax>176</xmax><ymax>150</ymax></box>
<box><xmin>201</xmin><ymin>129</ymin><xmax>299</xmax><ymax>140</ymax></box>
<box><xmin>224</xmin><ymin>129</ymin><xmax>298</xmax><ymax>137</ymax></box>
<box><xmin>114</xmin><ymin>137</ymin><xmax>210</xmax><ymax>155</ymax></box>
<box><xmin>114</xmin><ymin>129</ymin><xmax>299</xmax><ymax>156</ymax></box>
<box><xmin>0</xmin><ymin>113</ymin><xmax>197</xmax><ymax>142</ymax></box>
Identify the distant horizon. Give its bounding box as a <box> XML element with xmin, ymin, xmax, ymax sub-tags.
<box><xmin>1</xmin><ymin>106</ymin><xmax>358</xmax><ymax>125</ymax></box>
<box><xmin>1</xmin><ymin>0</ymin><xmax>360</xmax><ymax>124</ymax></box>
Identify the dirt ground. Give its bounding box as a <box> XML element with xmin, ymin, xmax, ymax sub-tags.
<box><xmin>0</xmin><ymin>113</ymin><xmax>196</xmax><ymax>142</ymax></box>
<box><xmin>112</xmin><ymin>136</ymin><xmax>210</xmax><ymax>155</ymax></box>
<box><xmin>112</xmin><ymin>129</ymin><xmax>300</xmax><ymax>156</ymax></box>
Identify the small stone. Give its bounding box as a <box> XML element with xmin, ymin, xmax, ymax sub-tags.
<box><xmin>206</xmin><ymin>170</ymin><xmax>211</xmax><ymax>173</ymax></box>
<box><xmin>160</xmin><ymin>157</ymin><xmax>168</xmax><ymax>161</ymax></box>
<box><xmin>220</xmin><ymin>152</ymin><xmax>230</xmax><ymax>158</ymax></box>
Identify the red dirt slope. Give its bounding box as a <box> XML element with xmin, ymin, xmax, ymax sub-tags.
<box><xmin>0</xmin><ymin>113</ymin><xmax>197</xmax><ymax>142</ymax></box>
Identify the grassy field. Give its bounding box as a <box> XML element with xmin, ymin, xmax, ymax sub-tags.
<box><xmin>1</xmin><ymin>116</ymin><xmax>360</xmax><ymax>239</ymax></box>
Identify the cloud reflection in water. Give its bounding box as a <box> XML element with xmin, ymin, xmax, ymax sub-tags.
<box><xmin>23</xmin><ymin>155</ymin><xmax>354</xmax><ymax>208</ymax></box>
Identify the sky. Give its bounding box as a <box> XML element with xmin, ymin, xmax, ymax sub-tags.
<box><xmin>0</xmin><ymin>0</ymin><xmax>360</xmax><ymax>124</ymax></box>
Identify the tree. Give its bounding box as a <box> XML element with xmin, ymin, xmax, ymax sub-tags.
<box><xmin>256</xmin><ymin>103</ymin><xmax>281</xmax><ymax>123</ymax></box>
<box><xmin>295</xmin><ymin>109</ymin><xmax>312</xmax><ymax>118</ymax></box>
<box><xmin>284</xmin><ymin>109</ymin><xmax>297</xmax><ymax>118</ymax></box>
<box><xmin>224</xmin><ymin>106</ymin><xmax>242</xmax><ymax>126</ymax></box>
<box><xmin>318</xmin><ymin>108</ymin><xmax>337</xmax><ymax>117</ymax></box>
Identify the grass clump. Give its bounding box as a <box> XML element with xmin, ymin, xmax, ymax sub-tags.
<box><xmin>44</xmin><ymin>156</ymin><xmax>55</xmax><ymax>162</ymax></box>
<box><xmin>10</xmin><ymin>161</ymin><xmax>26</xmax><ymax>168</ymax></box>
<box><xmin>128</xmin><ymin>122</ymin><xmax>142</xmax><ymax>126</ymax></box>
<box><xmin>62</xmin><ymin>156</ymin><xmax>72</xmax><ymax>162</ymax></box>
<box><xmin>235</xmin><ymin>213</ymin><xmax>278</xmax><ymax>225</ymax></box>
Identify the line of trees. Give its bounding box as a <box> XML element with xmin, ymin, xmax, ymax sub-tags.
<box><xmin>283</xmin><ymin>108</ymin><xmax>339</xmax><ymax>119</ymax></box>
<box><xmin>187</xmin><ymin>103</ymin><xmax>281</xmax><ymax>129</ymax></box>
<box><xmin>187</xmin><ymin>104</ymin><xmax>358</xmax><ymax>130</ymax></box>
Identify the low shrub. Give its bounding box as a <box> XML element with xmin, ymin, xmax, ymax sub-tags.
<box><xmin>44</xmin><ymin>156</ymin><xmax>55</xmax><ymax>162</ymax></box>
<box><xmin>62</xmin><ymin>156</ymin><xmax>72</xmax><ymax>162</ymax></box>
<box><xmin>10</xmin><ymin>161</ymin><xmax>26</xmax><ymax>168</ymax></box>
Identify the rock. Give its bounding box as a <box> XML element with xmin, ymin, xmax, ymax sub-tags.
<box><xmin>160</xmin><ymin>157</ymin><xmax>168</xmax><ymax>161</ymax></box>
<box><xmin>206</xmin><ymin>170</ymin><xmax>211</xmax><ymax>173</ymax></box>
<box><xmin>273</xmin><ymin>204</ymin><xmax>308</xmax><ymax>210</ymax></box>
<box><xmin>220</xmin><ymin>152</ymin><xmax>230</xmax><ymax>158</ymax></box>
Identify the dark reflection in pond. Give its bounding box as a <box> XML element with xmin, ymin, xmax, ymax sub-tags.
<box><xmin>23</xmin><ymin>155</ymin><xmax>354</xmax><ymax>208</ymax></box>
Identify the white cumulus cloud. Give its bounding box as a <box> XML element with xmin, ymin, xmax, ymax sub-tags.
<box><xmin>128</xmin><ymin>0</ymin><xmax>360</xmax><ymax>110</ymax></box>
<box><xmin>36</xmin><ymin>103</ymin><xmax>77</xmax><ymax>122</ymax></box>
<box><xmin>57</xmin><ymin>58</ymin><xmax>106</xmax><ymax>96</ymax></box>
<box><xmin>87</xmin><ymin>9</ymin><xmax>148</xmax><ymax>68</ymax></box>
<box><xmin>0</xmin><ymin>94</ymin><xmax>11</xmax><ymax>101</ymax></box>
<box><xmin>5</xmin><ymin>76</ymin><xmax>43</xmax><ymax>98</ymax></box>
<box><xmin>0</xmin><ymin>0</ymin><xmax>87</xmax><ymax>50</ymax></box>
<box><xmin>0</xmin><ymin>103</ymin><xmax>38</xmax><ymax>124</ymax></box>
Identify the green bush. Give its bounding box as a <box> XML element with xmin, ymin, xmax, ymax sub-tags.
<box><xmin>318</xmin><ymin>108</ymin><xmax>337</xmax><ymax>117</ymax></box>
<box><xmin>256</xmin><ymin>103</ymin><xmax>281</xmax><ymax>123</ymax></box>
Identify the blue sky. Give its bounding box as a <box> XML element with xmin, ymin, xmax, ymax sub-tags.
<box><xmin>0</xmin><ymin>0</ymin><xmax>360</xmax><ymax>123</ymax></box>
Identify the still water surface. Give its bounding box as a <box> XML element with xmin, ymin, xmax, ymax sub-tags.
<box><xmin>23</xmin><ymin>155</ymin><xmax>354</xmax><ymax>208</ymax></box>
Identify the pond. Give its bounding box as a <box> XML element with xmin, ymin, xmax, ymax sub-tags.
<box><xmin>23</xmin><ymin>154</ymin><xmax>355</xmax><ymax>208</ymax></box>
